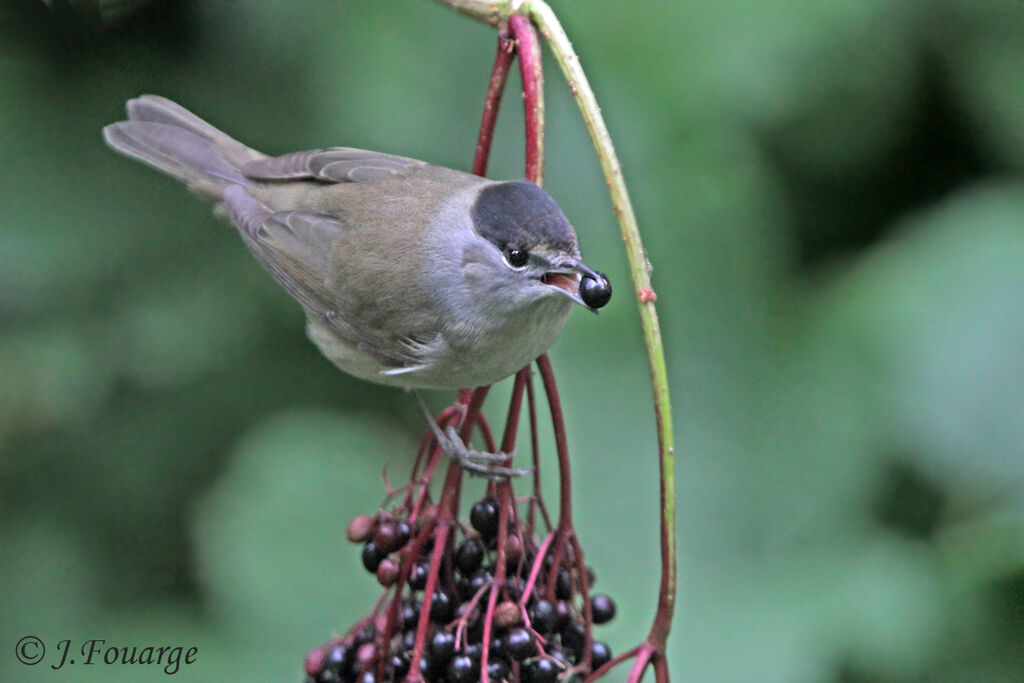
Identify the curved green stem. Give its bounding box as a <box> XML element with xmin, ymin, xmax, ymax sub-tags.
<box><xmin>526</xmin><ymin>0</ymin><xmax>676</xmax><ymax>652</ymax></box>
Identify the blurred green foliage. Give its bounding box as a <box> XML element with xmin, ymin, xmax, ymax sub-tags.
<box><xmin>2</xmin><ymin>0</ymin><xmax>1024</xmax><ymax>681</ymax></box>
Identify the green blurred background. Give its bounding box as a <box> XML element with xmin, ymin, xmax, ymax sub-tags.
<box><xmin>3</xmin><ymin>0</ymin><xmax>1024</xmax><ymax>681</ymax></box>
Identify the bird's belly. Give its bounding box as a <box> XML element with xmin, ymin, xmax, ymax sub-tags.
<box><xmin>420</xmin><ymin>303</ymin><xmax>572</xmax><ymax>388</ymax></box>
<box><xmin>306</xmin><ymin>300</ymin><xmax>573</xmax><ymax>390</ymax></box>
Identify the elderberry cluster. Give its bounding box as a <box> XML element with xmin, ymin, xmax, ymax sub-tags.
<box><xmin>303</xmin><ymin>497</ymin><xmax>617</xmax><ymax>682</ymax></box>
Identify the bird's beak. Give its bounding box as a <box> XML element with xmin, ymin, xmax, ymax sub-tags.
<box><xmin>540</xmin><ymin>257</ymin><xmax>600</xmax><ymax>313</ymax></box>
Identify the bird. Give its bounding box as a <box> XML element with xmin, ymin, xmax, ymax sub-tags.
<box><xmin>103</xmin><ymin>95</ymin><xmax>611</xmax><ymax>476</ymax></box>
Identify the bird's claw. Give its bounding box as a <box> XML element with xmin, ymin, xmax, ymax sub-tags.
<box><xmin>442</xmin><ymin>427</ymin><xmax>506</xmax><ymax>462</ymax></box>
<box><xmin>440</xmin><ymin>426</ymin><xmax>531</xmax><ymax>480</ymax></box>
<box><xmin>410</xmin><ymin>391</ymin><xmax>530</xmax><ymax>480</ymax></box>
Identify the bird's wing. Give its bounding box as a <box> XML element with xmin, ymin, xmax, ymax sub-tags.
<box><xmin>241</xmin><ymin>147</ymin><xmax>427</xmax><ymax>183</ymax></box>
<box><xmin>222</xmin><ymin>184</ymin><xmax>429</xmax><ymax>369</ymax></box>
<box><xmin>224</xmin><ymin>184</ymin><xmax>340</xmax><ymax>313</ymax></box>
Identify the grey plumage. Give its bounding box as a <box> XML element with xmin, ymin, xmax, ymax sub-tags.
<box><xmin>242</xmin><ymin>148</ymin><xmax>427</xmax><ymax>182</ymax></box>
<box><xmin>103</xmin><ymin>96</ymin><xmax>593</xmax><ymax>390</ymax></box>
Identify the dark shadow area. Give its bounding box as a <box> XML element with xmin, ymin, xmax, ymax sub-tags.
<box><xmin>764</xmin><ymin>55</ymin><xmax>999</xmax><ymax>267</ymax></box>
<box><xmin>871</xmin><ymin>458</ymin><xmax>946</xmax><ymax>540</ymax></box>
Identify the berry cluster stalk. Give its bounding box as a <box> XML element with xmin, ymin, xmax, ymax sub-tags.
<box><xmin>434</xmin><ymin>1</ymin><xmax>677</xmax><ymax>681</ymax></box>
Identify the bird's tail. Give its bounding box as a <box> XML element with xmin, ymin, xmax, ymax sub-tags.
<box><xmin>102</xmin><ymin>95</ymin><xmax>263</xmax><ymax>201</ymax></box>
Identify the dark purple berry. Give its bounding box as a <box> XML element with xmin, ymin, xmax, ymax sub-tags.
<box><xmin>408</xmin><ymin>561</ymin><xmax>429</xmax><ymax>591</ymax></box>
<box><xmin>429</xmin><ymin>589</ymin><xmax>456</xmax><ymax>623</ymax></box>
<box><xmin>372</xmin><ymin>521</ymin><xmax>397</xmax><ymax>552</ymax></box>
<box><xmin>417</xmin><ymin>655</ymin><xmax>432</xmax><ymax>677</ymax></box>
<box><xmin>401</xmin><ymin>598</ymin><xmax>421</xmax><ymax>630</ymax></box>
<box><xmin>447</xmin><ymin>654</ymin><xmax>477</xmax><ymax>683</ymax></box>
<box><xmin>504</xmin><ymin>577</ymin><xmax>523</xmax><ymax>601</ymax></box>
<box><xmin>554</xmin><ymin>568</ymin><xmax>572</xmax><ymax>600</ymax></box>
<box><xmin>554</xmin><ymin>600</ymin><xmax>571</xmax><ymax>627</ymax></box>
<box><xmin>353</xmin><ymin>623</ymin><xmax>375</xmax><ymax>647</ymax></box>
<box><xmin>589</xmin><ymin>641</ymin><xmax>612</xmax><ymax>670</ymax></box>
<box><xmin>518</xmin><ymin>554</ymin><xmax>536</xmax><ymax>578</ymax></box>
<box><xmin>470</xmin><ymin>498</ymin><xmax>500</xmax><ymax>539</ymax></box>
<box><xmin>322</xmin><ymin>642</ymin><xmax>353</xmax><ymax>680</ymax></box>
<box><xmin>361</xmin><ymin>542</ymin><xmax>384</xmax><ymax>573</ymax></box>
<box><xmin>586</xmin><ymin>566</ymin><xmax>596</xmax><ymax>587</ymax></box>
<box><xmin>490</xmin><ymin>633</ymin><xmax>508</xmax><ymax>659</ymax></box>
<box><xmin>549</xmin><ymin>647</ymin><xmax>571</xmax><ymax>667</ymax></box>
<box><xmin>468</xmin><ymin>567</ymin><xmax>493</xmax><ymax>595</ymax></box>
<box><xmin>590</xmin><ymin>594</ymin><xmax>616</xmax><ymax>624</ymax></box>
<box><xmin>487</xmin><ymin>657</ymin><xmax>510</xmax><ymax>681</ymax></box>
<box><xmin>390</xmin><ymin>653</ymin><xmax>410</xmax><ymax>678</ymax></box>
<box><xmin>373</xmin><ymin>519</ymin><xmax>412</xmax><ymax>553</ymax></box>
<box><xmin>429</xmin><ymin>630</ymin><xmax>456</xmax><ymax>663</ymax></box>
<box><xmin>394</xmin><ymin>521</ymin><xmax>412</xmax><ymax>547</ymax></box>
<box><xmin>455</xmin><ymin>538</ymin><xmax>486</xmax><ymax>575</ymax></box>
<box><xmin>356</xmin><ymin>672</ymin><xmax>376</xmax><ymax>683</ymax></box>
<box><xmin>464</xmin><ymin>642</ymin><xmax>483</xmax><ymax>661</ymax></box>
<box><xmin>400</xmin><ymin>629</ymin><xmax>417</xmax><ymax>652</ymax></box>
<box><xmin>579</xmin><ymin>271</ymin><xmax>612</xmax><ymax>309</ymax></box>
<box><xmin>506</xmin><ymin>627</ymin><xmax>536</xmax><ymax>661</ymax></box>
<box><xmin>524</xmin><ymin>656</ymin><xmax>560</xmax><ymax>683</ymax></box>
<box><xmin>561</xmin><ymin>621</ymin><xmax>585</xmax><ymax>654</ymax></box>
<box><xmin>529</xmin><ymin>599</ymin><xmax>557</xmax><ymax>635</ymax></box>
<box><xmin>455</xmin><ymin>575</ymin><xmax>474</xmax><ymax>602</ymax></box>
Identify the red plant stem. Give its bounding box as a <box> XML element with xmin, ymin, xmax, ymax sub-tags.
<box><xmin>571</xmin><ymin>533</ymin><xmax>594</xmax><ymax>669</ymax></box>
<box><xmin>584</xmin><ymin>645</ymin><xmax>641</xmax><ymax>682</ymax></box>
<box><xmin>479</xmin><ymin>369</ymin><xmax>529</xmax><ymax>680</ymax></box>
<box><xmin>524</xmin><ymin>371</ymin><xmax>552</xmax><ymax>534</ymax></box>
<box><xmin>535</xmin><ymin>354</ymin><xmax>572</xmax><ymax>528</ymax></box>
<box><xmin>654</xmin><ymin>656</ymin><xmax>669</xmax><ymax>683</ymax></box>
<box><xmin>524</xmin><ymin>370</ymin><xmax>543</xmax><ymax>530</ymax></box>
<box><xmin>480</xmin><ymin>486</ymin><xmax>513</xmax><ymax>680</ymax></box>
<box><xmin>378</xmin><ymin>514</ymin><xmax>440</xmax><ymax>679</ymax></box>
<box><xmin>502</xmin><ymin>367</ymin><xmax>529</xmax><ymax>453</ymax></box>
<box><xmin>625</xmin><ymin>645</ymin><xmax>656</xmax><ymax>683</ymax></box>
<box><xmin>473</xmin><ymin>26</ymin><xmax>515</xmax><ymax>177</ymax></box>
<box><xmin>543</xmin><ymin>534</ymin><xmax>566</xmax><ymax>599</ymax></box>
<box><xmin>407</xmin><ymin>389</ymin><xmax>488</xmax><ymax>682</ymax></box>
<box><xmin>519</xmin><ymin>530</ymin><xmax>554</xmax><ymax>606</ymax></box>
<box><xmin>476</xmin><ymin>414</ymin><xmax>497</xmax><ymax>453</ymax></box>
<box><xmin>508</xmin><ymin>14</ymin><xmax>544</xmax><ymax>185</ymax></box>
<box><xmin>406</xmin><ymin>476</ymin><xmax>454</xmax><ymax>682</ymax></box>
<box><xmin>406</xmin><ymin>405</ymin><xmax>462</xmax><ymax>515</ymax></box>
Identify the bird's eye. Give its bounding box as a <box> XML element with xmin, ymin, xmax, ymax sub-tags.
<box><xmin>505</xmin><ymin>248</ymin><xmax>530</xmax><ymax>268</ymax></box>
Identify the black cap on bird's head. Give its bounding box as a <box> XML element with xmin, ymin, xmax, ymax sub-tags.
<box><xmin>471</xmin><ymin>180</ymin><xmax>610</xmax><ymax>311</ymax></box>
<box><xmin>471</xmin><ymin>180</ymin><xmax>578</xmax><ymax>255</ymax></box>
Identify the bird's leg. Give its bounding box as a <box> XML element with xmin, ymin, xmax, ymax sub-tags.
<box><xmin>410</xmin><ymin>390</ymin><xmax>531</xmax><ymax>480</ymax></box>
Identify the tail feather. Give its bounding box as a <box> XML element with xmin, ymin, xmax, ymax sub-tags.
<box><xmin>125</xmin><ymin>95</ymin><xmax>260</xmax><ymax>169</ymax></box>
<box><xmin>103</xmin><ymin>96</ymin><xmax>261</xmax><ymax>201</ymax></box>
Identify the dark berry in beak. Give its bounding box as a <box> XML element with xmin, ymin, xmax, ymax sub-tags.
<box><xmin>580</xmin><ymin>271</ymin><xmax>612</xmax><ymax>309</ymax></box>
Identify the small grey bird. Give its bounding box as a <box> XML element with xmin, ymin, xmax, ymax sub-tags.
<box><xmin>103</xmin><ymin>96</ymin><xmax>610</xmax><ymax>475</ymax></box>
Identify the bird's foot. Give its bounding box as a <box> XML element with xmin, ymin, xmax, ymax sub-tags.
<box><xmin>438</xmin><ymin>426</ymin><xmax>531</xmax><ymax>480</ymax></box>
<box><xmin>411</xmin><ymin>391</ymin><xmax>531</xmax><ymax>480</ymax></box>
